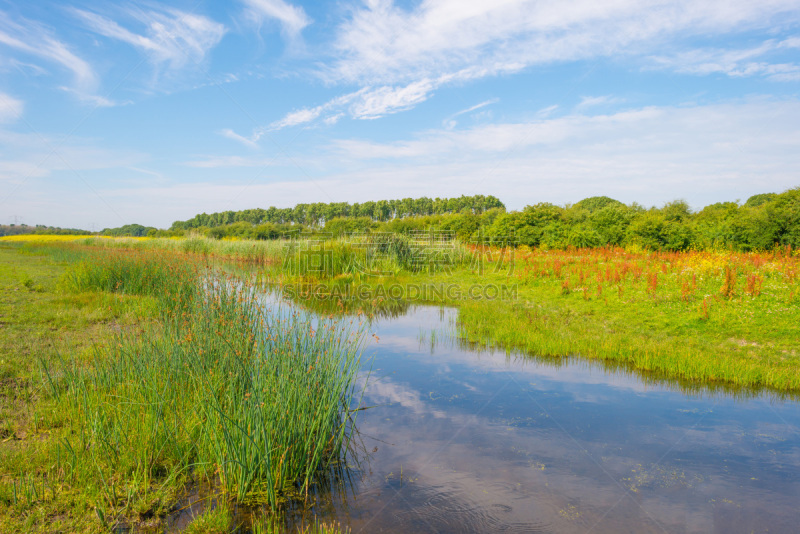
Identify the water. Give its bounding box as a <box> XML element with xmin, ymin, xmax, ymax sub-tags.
<box><xmin>311</xmin><ymin>305</ymin><xmax>800</xmax><ymax>533</ymax></box>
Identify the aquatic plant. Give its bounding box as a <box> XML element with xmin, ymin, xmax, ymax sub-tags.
<box><xmin>56</xmin><ymin>250</ymin><xmax>365</xmax><ymax>514</ymax></box>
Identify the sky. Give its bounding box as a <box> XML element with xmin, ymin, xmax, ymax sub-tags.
<box><xmin>1</xmin><ymin>0</ymin><xmax>799</xmax><ymax>230</ymax></box>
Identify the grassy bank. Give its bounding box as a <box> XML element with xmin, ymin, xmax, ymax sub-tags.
<box><xmin>10</xmin><ymin>234</ymin><xmax>797</xmax><ymax>392</ymax></box>
<box><xmin>267</xmin><ymin>238</ymin><xmax>800</xmax><ymax>392</ymax></box>
<box><xmin>0</xmin><ymin>242</ymin><xmax>363</xmax><ymax>532</ymax></box>
<box><xmin>0</xmin><ymin>243</ymin><xmax>159</xmax><ymax>531</ymax></box>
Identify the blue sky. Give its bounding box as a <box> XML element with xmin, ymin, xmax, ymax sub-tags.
<box><xmin>1</xmin><ymin>0</ymin><xmax>799</xmax><ymax>230</ymax></box>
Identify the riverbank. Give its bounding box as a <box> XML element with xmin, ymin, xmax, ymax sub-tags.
<box><xmin>0</xmin><ymin>242</ymin><xmax>358</xmax><ymax>533</ymax></box>
<box><xmin>7</xmin><ymin>235</ymin><xmax>798</xmax><ymax>392</ymax></box>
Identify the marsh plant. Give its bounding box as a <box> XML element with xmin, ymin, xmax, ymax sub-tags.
<box><xmin>53</xmin><ymin>249</ymin><xmax>365</xmax><ymax>517</ymax></box>
<box><xmin>281</xmin><ymin>232</ymin><xmax>476</xmax><ymax>279</ymax></box>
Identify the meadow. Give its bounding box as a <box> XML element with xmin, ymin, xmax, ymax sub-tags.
<box><xmin>24</xmin><ymin>233</ymin><xmax>799</xmax><ymax>391</ymax></box>
<box><xmin>0</xmin><ymin>239</ymin><xmax>360</xmax><ymax>533</ymax></box>
<box><xmin>267</xmin><ymin>236</ymin><xmax>800</xmax><ymax>392</ymax></box>
<box><xmin>1</xmin><ymin>233</ymin><xmax>799</xmax><ymax>531</ymax></box>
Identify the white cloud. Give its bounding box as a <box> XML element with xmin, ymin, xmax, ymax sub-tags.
<box><xmin>266</xmin><ymin>88</ymin><xmax>366</xmax><ymax>130</ymax></box>
<box><xmin>270</xmin><ymin>106</ymin><xmax>325</xmax><ymax>128</ymax></box>
<box><xmin>323</xmin><ymin>113</ymin><xmax>344</xmax><ymax>125</ymax></box>
<box><xmin>443</xmin><ymin>98</ymin><xmax>499</xmax><ymax>128</ymax></box>
<box><xmin>576</xmin><ymin>95</ymin><xmax>624</xmax><ymax>110</ymax></box>
<box><xmin>261</xmin><ymin>1</ymin><xmax>800</xmax><ymax>130</ymax></box>
<box><xmin>0</xmin><ymin>11</ymin><xmax>97</xmax><ymax>93</ymax></box>
<box><xmin>323</xmin><ymin>98</ymin><xmax>800</xmax><ymax>209</ymax></box>
<box><xmin>649</xmin><ymin>38</ymin><xmax>800</xmax><ymax>81</ymax></box>
<box><xmin>295</xmin><ymin>0</ymin><xmax>800</xmax><ymax>121</ymax></box>
<box><xmin>264</xmin><ymin>79</ymin><xmax>438</xmax><ymax>131</ymax></box>
<box><xmin>350</xmin><ymin>79</ymin><xmax>436</xmax><ymax>119</ymax></box>
<box><xmin>220</xmin><ymin>128</ymin><xmax>261</xmax><ymax>149</ymax></box>
<box><xmin>0</xmin><ymin>93</ymin><xmax>23</xmax><ymax>123</ymax></box>
<box><xmin>73</xmin><ymin>6</ymin><xmax>226</xmax><ymax>73</ymax></box>
<box><xmin>184</xmin><ymin>155</ymin><xmax>278</xmax><ymax>168</ymax></box>
<box><xmin>450</xmin><ymin>99</ymin><xmax>499</xmax><ymax>119</ymax></box>
<box><xmin>327</xmin><ymin>0</ymin><xmax>800</xmax><ymax>86</ymax></box>
<box><xmin>241</xmin><ymin>0</ymin><xmax>311</xmax><ymax>37</ymax></box>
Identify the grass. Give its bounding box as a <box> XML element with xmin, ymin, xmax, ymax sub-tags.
<box><xmin>184</xmin><ymin>502</ymin><xmax>233</xmax><ymax>534</ymax></box>
<box><xmin>7</xmin><ymin>234</ymin><xmax>797</xmax><ymax>392</ymax></box>
<box><xmin>0</xmin><ymin>241</ymin><xmax>366</xmax><ymax>532</ymax></box>
<box><xmin>0</xmin><ymin>243</ymin><xmax>159</xmax><ymax>532</ymax></box>
<box><xmin>2</xmin><ymin>233</ymin><xmax>798</xmax><ymax>531</ymax></box>
<box><xmin>252</xmin><ymin>513</ymin><xmax>351</xmax><ymax>534</ymax></box>
<box><xmin>270</xmin><ymin>239</ymin><xmax>800</xmax><ymax>392</ymax></box>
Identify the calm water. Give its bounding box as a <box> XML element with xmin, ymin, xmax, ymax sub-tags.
<box><xmin>303</xmin><ymin>304</ymin><xmax>800</xmax><ymax>534</ymax></box>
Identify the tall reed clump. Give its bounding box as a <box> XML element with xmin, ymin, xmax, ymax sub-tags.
<box><xmin>279</xmin><ymin>234</ymin><xmax>472</xmax><ymax>280</ymax></box>
<box><xmin>58</xmin><ymin>250</ymin><xmax>364</xmax><ymax>512</ymax></box>
<box><xmin>62</xmin><ymin>248</ymin><xmax>198</xmax><ymax>303</ymax></box>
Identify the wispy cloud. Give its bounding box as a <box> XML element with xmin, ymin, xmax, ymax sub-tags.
<box><xmin>284</xmin><ymin>0</ymin><xmax>800</xmax><ymax>122</ymax></box>
<box><xmin>270</xmin><ymin>106</ymin><xmax>325</xmax><ymax>129</ymax></box>
<box><xmin>184</xmin><ymin>155</ymin><xmax>278</xmax><ymax>168</ymax></box>
<box><xmin>264</xmin><ymin>79</ymin><xmax>437</xmax><ymax>131</ymax></box>
<box><xmin>350</xmin><ymin>79</ymin><xmax>435</xmax><ymax>119</ymax></box>
<box><xmin>73</xmin><ymin>5</ymin><xmax>226</xmax><ymax>76</ymax></box>
<box><xmin>649</xmin><ymin>37</ymin><xmax>800</xmax><ymax>81</ymax></box>
<box><xmin>450</xmin><ymin>98</ymin><xmax>499</xmax><ymax>119</ymax></box>
<box><xmin>232</xmin><ymin>1</ymin><xmax>800</xmax><ymax>131</ymax></box>
<box><xmin>0</xmin><ymin>11</ymin><xmax>97</xmax><ymax>95</ymax></box>
<box><xmin>0</xmin><ymin>92</ymin><xmax>24</xmax><ymax>123</ymax></box>
<box><xmin>220</xmin><ymin>128</ymin><xmax>261</xmax><ymax>149</ymax></box>
<box><xmin>328</xmin><ymin>0</ymin><xmax>800</xmax><ymax>86</ymax></box>
<box><xmin>576</xmin><ymin>95</ymin><xmax>624</xmax><ymax>110</ymax></box>
<box><xmin>443</xmin><ymin>98</ymin><xmax>498</xmax><ymax>128</ymax></box>
<box><xmin>323</xmin><ymin>98</ymin><xmax>800</xmax><ymax>209</ymax></box>
<box><xmin>241</xmin><ymin>0</ymin><xmax>311</xmax><ymax>37</ymax></box>
<box><xmin>58</xmin><ymin>87</ymin><xmax>130</xmax><ymax>108</ymax></box>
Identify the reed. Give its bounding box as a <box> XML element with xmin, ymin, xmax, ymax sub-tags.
<box><xmin>57</xmin><ymin>248</ymin><xmax>365</xmax><ymax>514</ymax></box>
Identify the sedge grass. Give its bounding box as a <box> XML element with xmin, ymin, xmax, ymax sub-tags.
<box><xmin>1</xmin><ymin>244</ymin><xmax>366</xmax><ymax>531</ymax></box>
<box><xmin>17</xmin><ymin>234</ymin><xmax>800</xmax><ymax>391</ymax></box>
<box><xmin>71</xmin><ymin>235</ymin><xmax>798</xmax><ymax>392</ymax></box>
<box><xmin>58</xmin><ymin>250</ymin><xmax>365</xmax><ymax>511</ymax></box>
<box><xmin>275</xmin><ymin>242</ymin><xmax>800</xmax><ymax>392</ymax></box>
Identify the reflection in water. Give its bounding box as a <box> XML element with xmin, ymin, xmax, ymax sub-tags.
<box><xmin>286</xmin><ymin>291</ymin><xmax>413</xmax><ymax>320</ymax></box>
<box><xmin>322</xmin><ymin>305</ymin><xmax>800</xmax><ymax>533</ymax></box>
<box><xmin>285</xmin><ymin>289</ymin><xmax>796</xmax><ymax>401</ymax></box>
<box><xmin>185</xmin><ymin>282</ymin><xmax>800</xmax><ymax>533</ymax></box>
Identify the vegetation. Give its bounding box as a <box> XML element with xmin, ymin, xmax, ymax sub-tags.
<box><xmin>269</xmin><ymin>235</ymin><xmax>800</xmax><ymax>392</ymax></box>
<box><xmin>100</xmin><ymin>223</ymin><xmax>157</xmax><ymax>237</ymax></box>
<box><xmin>0</xmin><ymin>242</ymin><xmax>365</xmax><ymax>532</ymax></box>
<box><xmin>455</xmin><ymin>244</ymin><xmax>800</xmax><ymax>391</ymax></box>
<box><xmin>1</xmin><ymin>186</ymin><xmax>799</xmax><ymax>531</ymax></box>
<box><xmin>0</xmin><ymin>224</ymin><xmax>91</xmax><ymax>237</ymax></box>
<box><xmin>170</xmin><ymin>194</ymin><xmax>504</xmax><ymax>231</ymax></box>
<box><xmin>164</xmin><ymin>188</ymin><xmax>800</xmax><ymax>253</ymax></box>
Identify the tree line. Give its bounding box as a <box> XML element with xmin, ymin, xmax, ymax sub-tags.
<box><xmin>168</xmin><ymin>195</ymin><xmax>505</xmax><ymax>231</ymax></box>
<box><xmin>92</xmin><ymin>188</ymin><xmax>800</xmax><ymax>252</ymax></box>
<box><xmin>478</xmin><ymin>190</ymin><xmax>799</xmax><ymax>251</ymax></box>
<box><xmin>0</xmin><ymin>224</ymin><xmax>91</xmax><ymax>237</ymax></box>
<box><xmin>159</xmin><ymin>189</ymin><xmax>798</xmax><ymax>252</ymax></box>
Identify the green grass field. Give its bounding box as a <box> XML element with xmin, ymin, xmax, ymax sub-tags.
<box><xmin>1</xmin><ymin>234</ymin><xmax>798</xmax><ymax>532</ymax></box>
<box><xmin>0</xmin><ymin>242</ymin><xmax>359</xmax><ymax>533</ymax></box>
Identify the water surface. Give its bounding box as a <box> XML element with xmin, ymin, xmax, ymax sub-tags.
<box><xmin>315</xmin><ymin>304</ymin><xmax>800</xmax><ymax>533</ymax></box>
